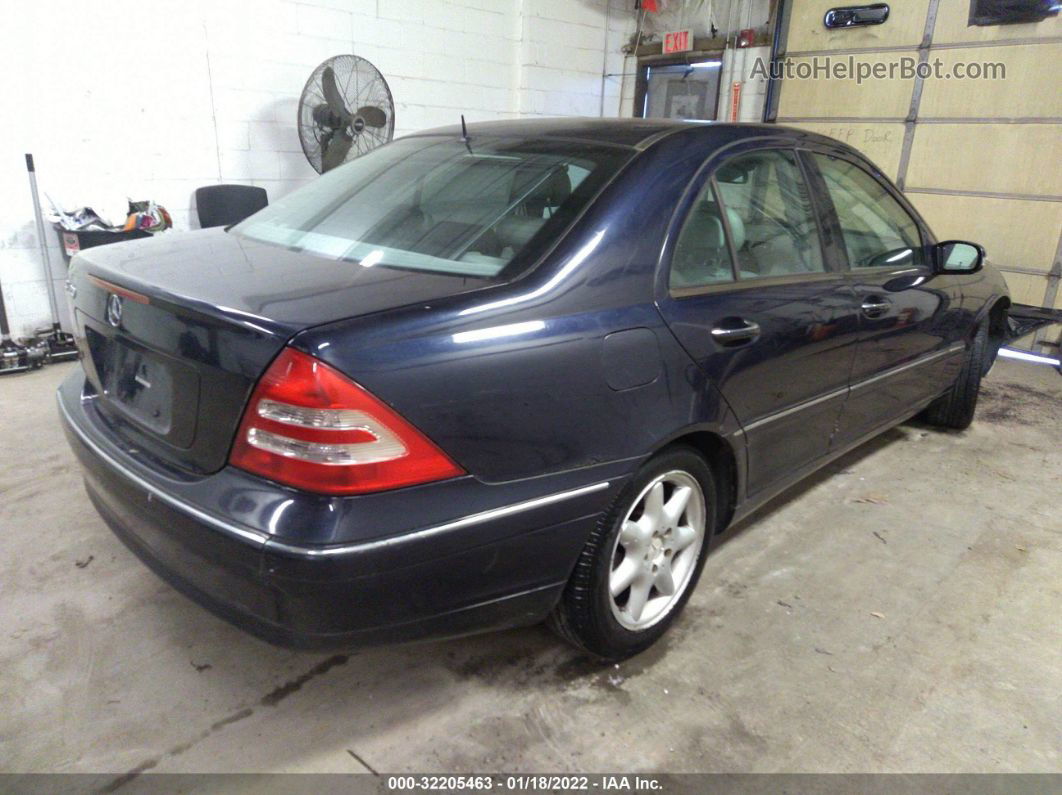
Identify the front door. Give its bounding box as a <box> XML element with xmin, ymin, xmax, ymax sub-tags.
<box><xmin>804</xmin><ymin>151</ymin><xmax>966</xmax><ymax>445</ymax></box>
<box><xmin>658</xmin><ymin>147</ymin><xmax>861</xmax><ymax>497</ymax></box>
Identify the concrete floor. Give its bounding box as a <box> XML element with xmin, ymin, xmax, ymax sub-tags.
<box><xmin>1</xmin><ymin>359</ymin><xmax>1059</xmax><ymax>778</ymax></box>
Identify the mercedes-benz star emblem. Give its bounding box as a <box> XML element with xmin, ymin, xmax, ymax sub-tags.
<box><xmin>105</xmin><ymin>293</ymin><xmax>124</xmax><ymax>327</ymax></box>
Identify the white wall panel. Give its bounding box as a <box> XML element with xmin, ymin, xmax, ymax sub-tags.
<box><xmin>0</xmin><ymin>0</ymin><xmax>637</xmax><ymax>337</ymax></box>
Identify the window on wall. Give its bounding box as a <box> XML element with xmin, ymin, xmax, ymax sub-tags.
<box><xmin>969</xmin><ymin>0</ymin><xmax>1060</xmax><ymax>26</ymax></box>
<box><xmin>641</xmin><ymin>61</ymin><xmax>723</xmax><ymax>120</ymax></box>
<box><xmin>811</xmin><ymin>154</ymin><xmax>924</xmax><ymax>270</ymax></box>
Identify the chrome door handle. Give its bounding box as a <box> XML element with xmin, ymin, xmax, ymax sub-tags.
<box><xmin>861</xmin><ymin>298</ymin><xmax>891</xmax><ymax>318</ymax></box>
<box><xmin>711</xmin><ymin>320</ymin><xmax>761</xmax><ymax>345</ymax></box>
<box><xmin>824</xmin><ymin>4</ymin><xmax>890</xmax><ymax>29</ymax></box>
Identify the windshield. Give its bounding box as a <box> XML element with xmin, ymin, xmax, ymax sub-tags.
<box><xmin>234</xmin><ymin>135</ymin><xmax>630</xmax><ymax>279</ymax></box>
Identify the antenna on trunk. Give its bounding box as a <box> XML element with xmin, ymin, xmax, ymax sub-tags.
<box><xmin>460</xmin><ymin>114</ymin><xmax>473</xmax><ymax>154</ymax></box>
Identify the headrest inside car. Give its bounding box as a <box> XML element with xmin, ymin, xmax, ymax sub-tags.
<box><xmin>725</xmin><ymin>207</ymin><xmax>745</xmax><ymax>250</ymax></box>
<box><xmin>495</xmin><ymin>216</ymin><xmax>544</xmax><ymax>249</ymax></box>
<box><xmin>518</xmin><ymin>167</ymin><xmax>572</xmax><ymax>215</ymax></box>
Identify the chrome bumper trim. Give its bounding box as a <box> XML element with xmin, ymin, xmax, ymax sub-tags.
<box><xmin>58</xmin><ymin>391</ymin><xmax>271</xmax><ymax>547</ymax></box>
<box><xmin>58</xmin><ymin>390</ymin><xmax>609</xmax><ymax>558</ymax></box>
<box><xmin>267</xmin><ymin>481</ymin><xmax>611</xmax><ymax>558</ymax></box>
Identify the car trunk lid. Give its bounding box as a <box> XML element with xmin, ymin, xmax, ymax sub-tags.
<box><xmin>69</xmin><ymin>228</ymin><xmax>492</xmax><ymax>475</ymax></box>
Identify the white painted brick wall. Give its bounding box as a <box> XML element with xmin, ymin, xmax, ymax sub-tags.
<box><xmin>0</xmin><ymin>0</ymin><xmax>639</xmax><ymax>337</ymax></box>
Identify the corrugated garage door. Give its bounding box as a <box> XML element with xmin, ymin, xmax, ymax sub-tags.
<box><xmin>767</xmin><ymin>0</ymin><xmax>1062</xmax><ymax>351</ymax></box>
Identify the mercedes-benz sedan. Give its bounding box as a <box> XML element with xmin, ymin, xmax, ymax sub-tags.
<box><xmin>59</xmin><ymin>119</ymin><xmax>1010</xmax><ymax>659</ymax></box>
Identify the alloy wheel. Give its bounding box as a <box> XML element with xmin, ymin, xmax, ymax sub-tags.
<box><xmin>608</xmin><ymin>470</ymin><xmax>707</xmax><ymax>630</ymax></box>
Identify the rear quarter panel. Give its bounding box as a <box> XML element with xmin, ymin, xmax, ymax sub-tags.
<box><xmin>292</xmin><ymin>133</ymin><xmax>746</xmax><ymax>484</ymax></box>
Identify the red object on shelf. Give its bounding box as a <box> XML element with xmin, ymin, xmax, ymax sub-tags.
<box><xmin>641</xmin><ymin>0</ymin><xmax>661</xmax><ymax>12</ymax></box>
<box><xmin>737</xmin><ymin>28</ymin><xmax>756</xmax><ymax>48</ymax></box>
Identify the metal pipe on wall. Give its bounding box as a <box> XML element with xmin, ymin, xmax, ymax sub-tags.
<box><xmin>25</xmin><ymin>155</ymin><xmax>61</xmax><ymax>329</ymax></box>
<box><xmin>599</xmin><ymin>0</ymin><xmax>612</xmax><ymax>116</ymax></box>
<box><xmin>722</xmin><ymin>0</ymin><xmax>741</xmax><ymax>120</ymax></box>
<box><xmin>622</xmin><ymin>7</ymin><xmax>647</xmax><ymax>117</ymax></box>
<box><xmin>738</xmin><ymin>0</ymin><xmax>753</xmax><ymax>122</ymax></box>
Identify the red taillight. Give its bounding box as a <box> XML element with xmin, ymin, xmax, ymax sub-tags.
<box><xmin>229</xmin><ymin>348</ymin><xmax>464</xmax><ymax>495</ymax></box>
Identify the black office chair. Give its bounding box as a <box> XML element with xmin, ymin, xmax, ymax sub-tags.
<box><xmin>195</xmin><ymin>184</ymin><xmax>269</xmax><ymax>228</ymax></box>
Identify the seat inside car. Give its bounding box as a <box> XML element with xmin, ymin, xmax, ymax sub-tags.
<box><xmin>671</xmin><ymin>201</ymin><xmax>742</xmax><ymax>287</ymax></box>
<box><xmin>491</xmin><ymin>167</ymin><xmax>572</xmax><ymax>257</ymax></box>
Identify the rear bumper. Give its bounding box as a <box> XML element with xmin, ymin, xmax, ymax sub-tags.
<box><xmin>58</xmin><ymin>372</ymin><xmax>622</xmax><ymax>649</ymax></box>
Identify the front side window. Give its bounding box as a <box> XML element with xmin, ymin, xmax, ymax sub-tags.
<box><xmin>235</xmin><ymin>136</ymin><xmax>628</xmax><ymax>279</ymax></box>
<box><xmin>811</xmin><ymin>154</ymin><xmax>924</xmax><ymax>269</ymax></box>
<box><xmin>714</xmin><ymin>149</ymin><xmax>825</xmax><ymax>279</ymax></box>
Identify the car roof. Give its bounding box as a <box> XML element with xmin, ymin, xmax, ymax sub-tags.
<box><xmin>406</xmin><ymin>117</ymin><xmax>822</xmax><ymax>150</ymax></box>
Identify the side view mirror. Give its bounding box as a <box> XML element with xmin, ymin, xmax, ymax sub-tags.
<box><xmin>935</xmin><ymin>240</ymin><xmax>984</xmax><ymax>274</ymax></box>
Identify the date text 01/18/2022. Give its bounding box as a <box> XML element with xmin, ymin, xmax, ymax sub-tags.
<box><xmin>384</xmin><ymin>774</ymin><xmax>664</xmax><ymax>791</ymax></box>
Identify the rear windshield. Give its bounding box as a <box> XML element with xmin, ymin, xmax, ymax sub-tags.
<box><xmin>234</xmin><ymin>135</ymin><xmax>630</xmax><ymax>278</ymax></box>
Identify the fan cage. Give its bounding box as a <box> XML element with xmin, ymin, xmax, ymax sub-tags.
<box><xmin>297</xmin><ymin>54</ymin><xmax>396</xmax><ymax>174</ymax></box>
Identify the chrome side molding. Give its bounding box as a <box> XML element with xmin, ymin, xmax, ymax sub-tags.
<box><xmin>741</xmin><ymin>343</ymin><xmax>966</xmax><ymax>433</ymax></box>
<box><xmin>849</xmin><ymin>343</ymin><xmax>965</xmax><ymax>393</ymax></box>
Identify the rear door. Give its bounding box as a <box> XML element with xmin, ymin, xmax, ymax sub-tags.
<box><xmin>803</xmin><ymin>150</ymin><xmax>966</xmax><ymax>444</ymax></box>
<box><xmin>658</xmin><ymin>145</ymin><xmax>861</xmax><ymax>497</ymax></box>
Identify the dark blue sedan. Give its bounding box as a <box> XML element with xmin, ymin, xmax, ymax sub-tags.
<box><xmin>59</xmin><ymin>119</ymin><xmax>1010</xmax><ymax>659</ymax></box>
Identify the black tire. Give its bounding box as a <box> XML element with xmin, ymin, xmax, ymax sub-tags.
<box><xmin>548</xmin><ymin>446</ymin><xmax>719</xmax><ymax>661</ymax></box>
<box><xmin>923</xmin><ymin>322</ymin><xmax>988</xmax><ymax>430</ymax></box>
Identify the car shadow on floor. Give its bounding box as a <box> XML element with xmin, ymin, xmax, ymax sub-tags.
<box><xmin>713</xmin><ymin>423</ymin><xmax>914</xmax><ymax>548</ymax></box>
<box><xmin>83</xmin><ymin>420</ymin><xmax>930</xmax><ymax>778</ymax></box>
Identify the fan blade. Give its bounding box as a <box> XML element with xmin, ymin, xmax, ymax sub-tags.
<box><xmin>356</xmin><ymin>106</ymin><xmax>388</xmax><ymax>128</ymax></box>
<box><xmin>322</xmin><ymin>131</ymin><xmax>354</xmax><ymax>172</ymax></box>
<box><xmin>321</xmin><ymin>66</ymin><xmax>351</xmax><ymax>121</ymax></box>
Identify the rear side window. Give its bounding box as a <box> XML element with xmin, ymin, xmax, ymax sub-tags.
<box><xmin>234</xmin><ymin>136</ymin><xmax>628</xmax><ymax>279</ymax></box>
<box><xmin>715</xmin><ymin>149</ymin><xmax>825</xmax><ymax>279</ymax></box>
<box><xmin>811</xmin><ymin>154</ymin><xmax>924</xmax><ymax>269</ymax></box>
<box><xmin>670</xmin><ymin>185</ymin><xmax>734</xmax><ymax>288</ymax></box>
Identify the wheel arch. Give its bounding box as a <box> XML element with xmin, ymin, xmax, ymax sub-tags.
<box><xmin>985</xmin><ymin>296</ymin><xmax>1011</xmax><ymax>372</ymax></box>
<box><xmin>656</xmin><ymin>429</ymin><xmax>739</xmax><ymax>533</ymax></box>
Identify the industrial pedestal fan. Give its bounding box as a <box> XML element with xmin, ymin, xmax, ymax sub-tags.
<box><xmin>298</xmin><ymin>55</ymin><xmax>395</xmax><ymax>173</ymax></box>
